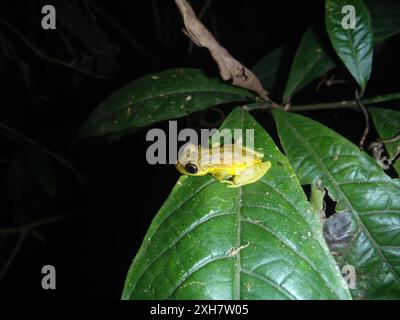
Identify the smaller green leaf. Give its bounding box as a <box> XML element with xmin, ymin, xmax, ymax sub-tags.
<box><xmin>252</xmin><ymin>46</ymin><xmax>285</xmax><ymax>90</ymax></box>
<box><xmin>274</xmin><ymin>1</ymin><xmax>397</xmax><ymax>102</ymax></box>
<box><xmin>283</xmin><ymin>27</ymin><xmax>336</xmax><ymax>103</ymax></box>
<box><xmin>370</xmin><ymin>107</ymin><xmax>400</xmax><ymax>175</ymax></box>
<box><xmin>325</xmin><ymin>0</ymin><xmax>373</xmax><ymax>95</ymax></box>
<box><xmin>79</xmin><ymin>68</ymin><xmax>254</xmax><ymax>138</ymax></box>
<box><xmin>365</xmin><ymin>0</ymin><xmax>400</xmax><ymax>44</ymax></box>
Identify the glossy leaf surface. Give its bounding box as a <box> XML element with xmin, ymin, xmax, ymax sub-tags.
<box><xmin>80</xmin><ymin>69</ymin><xmax>254</xmax><ymax>138</ymax></box>
<box><xmin>325</xmin><ymin>0</ymin><xmax>373</xmax><ymax>94</ymax></box>
<box><xmin>273</xmin><ymin>110</ymin><xmax>400</xmax><ymax>299</ymax></box>
<box><xmin>370</xmin><ymin>107</ymin><xmax>400</xmax><ymax>176</ymax></box>
<box><xmin>283</xmin><ymin>27</ymin><xmax>336</xmax><ymax>103</ymax></box>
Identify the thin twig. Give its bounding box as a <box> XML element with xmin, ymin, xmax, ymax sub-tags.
<box><xmin>0</xmin><ymin>231</ymin><xmax>26</xmax><ymax>282</ymax></box>
<box><xmin>284</xmin><ymin>92</ymin><xmax>400</xmax><ymax>112</ymax></box>
<box><xmin>290</xmin><ymin>101</ymin><xmax>358</xmax><ymax>111</ymax></box>
<box><xmin>355</xmin><ymin>90</ymin><xmax>370</xmax><ymax>150</ymax></box>
<box><xmin>152</xmin><ymin>0</ymin><xmax>162</xmax><ymax>39</ymax></box>
<box><xmin>316</xmin><ymin>74</ymin><xmax>348</xmax><ymax>92</ymax></box>
<box><xmin>0</xmin><ymin>18</ymin><xmax>109</xmax><ymax>79</ymax></box>
<box><xmin>0</xmin><ymin>215</ymin><xmax>67</xmax><ymax>281</ymax></box>
<box><xmin>242</xmin><ymin>101</ymin><xmax>275</xmax><ymax>111</ymax></box>
<box><xmin>378</xmin><ymin>133</ymin><xmax>400</xmax><ymax>167</ymax></box>
<box><xmin>379</xmin><ymin>133</ymin><xmax>400</xmax><ymax>144</ymax></box>
<box><xmin>369</xmin><ymin>134</ymin><xmax>400</xmax><ymax>169</ymax></box>
<box><xmin>88</xmin><ymin>1</ymin><xmax>159</xmax><ymax>64</ymax></box>
<box><xmin>0</xmin><ymin>215</ymin><xmax>67</xmax><ymax>236</ymax></box>
<box><xmin>198</xmin><ymin>0</ymin><xmax>212</xmax><ymax>23</ymax></box>
<box><xmin>390</xmin><ymin>147</ymin><xmax>400</xmax><ymax>165</ymax></box>
<box><xmin>58</xmin><ymin>28</ymin><xmax>79</xmax><ymax>60</ymax></box>
<box><xmin>30</xmin><ymin>229</ymin><xmax>46</xmax><ymax>244</ymax></box>
<box><xmin>0</xmin><ymin>122</ymin><xmax>87</xmax><ymax>184</ymax></box>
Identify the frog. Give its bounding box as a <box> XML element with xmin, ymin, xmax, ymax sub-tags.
<box><xmin>175</xmin><ymin>142</ymin><xmax>271</xmax><ymax>188</ymax></box>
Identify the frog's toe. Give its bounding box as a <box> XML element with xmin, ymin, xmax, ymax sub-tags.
<box><xmin>227</xmin><ymin>183</ymin><xmax>241</xmax><ymax>188</ymax></box>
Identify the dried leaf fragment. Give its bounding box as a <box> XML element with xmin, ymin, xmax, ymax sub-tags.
<box><xmin>175</xmin><ymin>0</ymin><xmax>270</xmax><ymax>101</ymax></box>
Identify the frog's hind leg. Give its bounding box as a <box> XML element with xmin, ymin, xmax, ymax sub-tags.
<box><xmin>228</xmin><ymin>161</ymin><xmax>271</xmax><ymax>188</ymax></box>
<box><xmin>211</xmin><ymin>171</ymin><xmax>233</xmax><ymax>185</ymax></box>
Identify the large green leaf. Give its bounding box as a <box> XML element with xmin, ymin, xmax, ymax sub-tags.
<box><xmin>122</xmin><ymin>108</ymin><xmax>351</xmax><ymax>300</ymax></box>
<box><xmin>79</xmin><ymin>69</ymin><xmax>254</xmax><ymax>138</ymax></box>
<box><xmin>370</xmin><ymin>107</ymin><xmax>400</xmax><ymax>176</ymax></box>
<box><xmin>273</xmin><ymin>110</ymin><xmax>400</xmax><ymax>299</ymax></box>
<box><xmin>325</xmin><ymin>0</ymin><xmax>373</xmax><ymax>95</ymax></box>
<box><xmin>252</xmin><ymin>46</ymin><xmax>285</xmax><ymax>90</ymax></box>
<box><xmin>283</xmin><ymin>27</ymin><xmax>336</xmax><ymax>103</ymax></box>
<box><xmin>366</xmin><ymin>0</ymin><xmax>400</xmax><ymax>44</ymax></box>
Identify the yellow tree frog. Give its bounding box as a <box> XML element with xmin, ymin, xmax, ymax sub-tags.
<box><xmin>175</xmin><ymin>143</ymin><xmax>271</xmax><ymax>187</ymax></box>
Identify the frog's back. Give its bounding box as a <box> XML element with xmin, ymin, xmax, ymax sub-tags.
<box><xmin>202</xmin><ymin>144</ymin><xmax>262</xmax><ymax>175</ymax></box>
<box><xmin>222</xmin><ymin>144</ymin><xmax>263</xmax><ymax>163</ymax></box>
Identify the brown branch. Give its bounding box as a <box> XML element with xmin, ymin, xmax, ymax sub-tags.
<box><xmin>175</xmin><ymin>0</ymin><xmax>276</xmax><ymax>104</ymax></box>
<box><xmin>188</xmin><ymin>0</ymin><xmax>212</xmax><ymax>56</ymax></box>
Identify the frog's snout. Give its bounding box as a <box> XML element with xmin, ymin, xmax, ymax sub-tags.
<box><xmin>175</xmin><ymin>161</ymin><xmax>186</xmax><ymax>175</ymax></box>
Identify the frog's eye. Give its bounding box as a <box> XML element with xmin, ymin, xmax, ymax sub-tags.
<box><xmin>185</xmin><ymin>163</ymin><xmax>198</xmax><ymax>174</ymax></box>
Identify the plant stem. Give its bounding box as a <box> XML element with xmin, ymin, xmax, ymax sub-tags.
<box><xmin>0</xmin><ymin>18</ymin><xmax>109</xmax><ymax>79</ymax></box>
<box><xmin>0</xmin><ymin>215</ymin><xmax>67</xmax><ymax>235</ymax></box>
<box><xmin>0</xmin><ymin>231</ymin><xmax>26</xmax><ymax>281</ymax></box>
<box><xmin>290</xmin><ymin>92</ymin><xmax>400</xmax><ymax>112</ymax></box>
<box><xmin>88</xmin><ymin>1</ymin><xmax>159</xmax><ymax>64</ymax></box>
<box><xmin>355</xmin><ymin>89</ymin><xmax>370</xmax><ymax>150</ymax></box>
<box><xmin>0</xmin><ymin>122</ymin><xmax>87</xmax><ymax>184</ymax></box>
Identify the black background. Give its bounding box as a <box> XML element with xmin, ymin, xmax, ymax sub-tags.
<box><xmin>0</xmin><ymin>0</ymin><xmax>399</xmax><ymax>299</ymax></box>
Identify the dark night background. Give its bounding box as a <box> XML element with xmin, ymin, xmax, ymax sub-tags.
<box><xmin>0</xmin><ymin>0</ymin><xmax>399</xmax><ymax>299</ymax></box>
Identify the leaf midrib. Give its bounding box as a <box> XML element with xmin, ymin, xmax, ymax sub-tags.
<box><xmin>234</xmin><ymin>187</ymin><xmax>243</xmax><ymax>300</ymax></box>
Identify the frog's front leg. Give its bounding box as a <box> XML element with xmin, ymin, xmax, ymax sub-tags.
<box><xmin>228</xmin><ymin>161</ymin><xmax>271</xmax><ymax>188</ymax></box>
